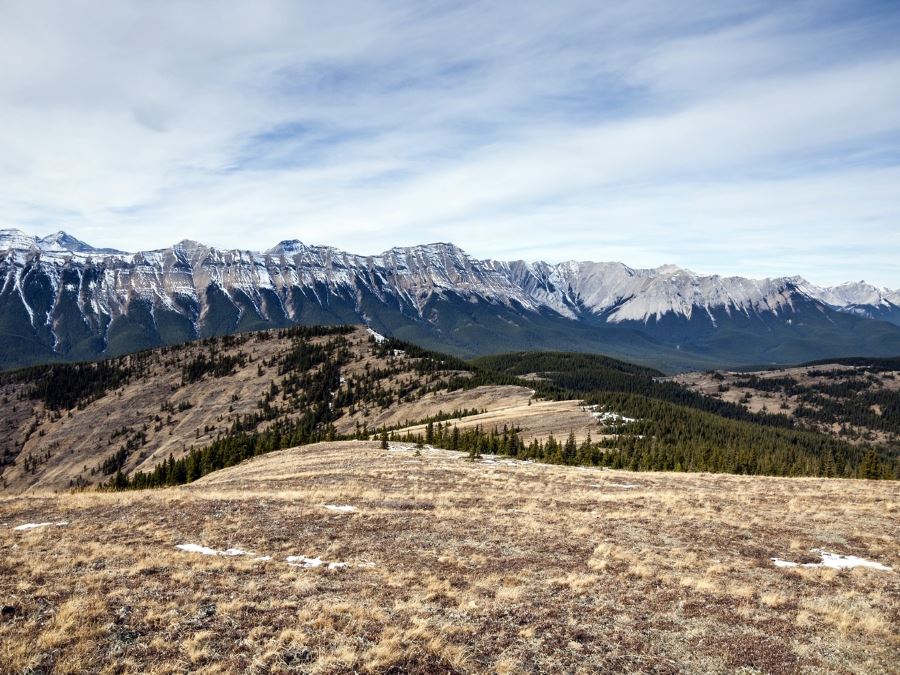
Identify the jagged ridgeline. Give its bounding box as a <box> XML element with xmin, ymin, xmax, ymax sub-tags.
<box><xmin>3</xmin><ymin>231</ymin><xmax>900</xmax><ymax>373</ymax></box>
<box><xmin>0</xmin><ymin>327</ymin><xmax>896</xmax><ymax>494</ymax></box>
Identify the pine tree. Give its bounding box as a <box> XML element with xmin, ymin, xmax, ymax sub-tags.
<box><xmin>563</xmin><ymin>431</ymin><xmax>577</xmax><ymax>464</ymax></box>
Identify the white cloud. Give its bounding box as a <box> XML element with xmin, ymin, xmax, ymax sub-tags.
<box><xmin>0</xmin><ymin>0</ymin><xmax>897</xmax><ymax>287</ymax></box>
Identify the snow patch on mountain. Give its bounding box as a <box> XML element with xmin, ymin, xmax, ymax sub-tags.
<box><xmin>2</xmin><ymin>230</ymin><xmax>898</xmax><ymax>362</ymax></box>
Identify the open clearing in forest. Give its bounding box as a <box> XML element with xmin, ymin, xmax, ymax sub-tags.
<box><xmin>392</xmin><ymin>393</ymin><xmax>611</xmax><ymax>443</ymax></box>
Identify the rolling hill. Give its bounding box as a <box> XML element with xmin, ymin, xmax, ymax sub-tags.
<box><xmin>2</xmin><ymin>325</ymin><xmax>897</xmax><ymax>496</ymax></box>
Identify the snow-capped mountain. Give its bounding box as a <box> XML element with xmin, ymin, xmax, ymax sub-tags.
<box><xmin>0</xmin><ymin>229</ymin><xmax>126</xmax><ymax>255</ymax></box>
<box><xmin>2</xmin><ymin>228</ymin><xmax>899</xmax><ymax>372</ymax></box>
<box><xmin>798</xmin><ymin>280</ymin><xmax>900</xmax><ymax>323</ymax></box>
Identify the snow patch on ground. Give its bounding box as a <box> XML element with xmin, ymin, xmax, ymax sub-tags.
<box><xmin>13</xmin><ymin>521</ymin><xmax>68</xmax><ymax>531</ymax></box>
<box><xmin>175</xmin><ymin>544</ymin><xmax>371</xmax><ymax>569</ymax></box>
<box><xmin>771</xmin><ymin>549</ymin><xmax>892</xmax><ymax>571</ymax></box>
<box><xmin>367</xmin><ymin>328</ymin><xmax>386</xmax><ymax>343</ymax></box>
<box><xmin>480</xmin><ymin>456</ymin><xmax>522</xmax><ymax>467</ymax></box>
<box><xmin>176</xmin><ymin>544</ymin><xmax>250</xmax><ymax>557</ymax></box>
<box><xmin>388</xmin><ymin>442</ymin><xmax>442</xmax><ymax>454</ymax></box>
<box><xmin>323</xmin><ymin>504</ymin><xmax>357</xmax><ymax>513</ymax></box>
<box><xmin>585</xmin><ymin>405</ymin><xmax>636</xmax><ymax>424</ymax></box>
<box><xmin>286</xmin><ymin>555</ymin><xmax>325</xmax><ymax>568</ymax></box>
<box><xmin>286</xmin><ymin>555</ymin><xmax>350</xmax><ymax>570</ymax></box>
<box><xmin>772</xmin><ymin>558</ymin><xmax>798</xmax><ymax>568</ymax></box>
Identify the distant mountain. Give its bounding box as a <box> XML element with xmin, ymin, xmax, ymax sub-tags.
<box><xmin>2</xmin><ymin>227</ymin><xmax>899</xmax><ymax>372</ymax></box>
<box><xmin>799</xmin><ymin>280</ymin><xmax>900</xmax><ymax>326</ymax></box>
<box><xmin>1</xmin><ymin>229</ymin><xmax>127</xmax><ymax>255</ymax></box>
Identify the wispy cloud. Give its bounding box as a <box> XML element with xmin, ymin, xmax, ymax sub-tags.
<box><xmin>0</xmin><ymin>0</ymin><xmax>898</xmax><ymax>286</ymax></box>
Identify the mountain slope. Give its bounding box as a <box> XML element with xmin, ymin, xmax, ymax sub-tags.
<box><xmin>2</xmin><ymin>325</ymin><xmax>895</xmax><ymax>495</ymax></box>
<box><xmin>2</xmin><ymin>228</ymin><xmax>899</xmax><ymax>372</ymax></box>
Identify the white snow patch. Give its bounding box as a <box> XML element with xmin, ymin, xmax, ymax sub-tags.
<box><xmin>388</xmin><ymin>442</ymin><xmax>440</xmax><ymax>454</ymax></box>
<box><xmin>14</xmin><ymin>521</ymin><xmax>68</xmax><ymax>531</ymax></box>
<box><xmin>323</xmin><ymin>504</ymin><xmax>357</xmax><ymax>513</ymax></box>
<box><xmin>480</xmin><ymin>456</ymin><xmax>521</xmax><ymax>467</ymax></box>
<box><xmin>608</xmin><ymin>483</ymin><xmax>639</xmax><ymax>489</ymax></box>
<box><xmin>286</xmin><ymin>555</ymin><xmax>325</xmax><ymax>568</ymax></box>
<box><xmin>771</xmin><ymin>549</ymin><xmax>892</xmax><ymax>571</ymax></box>
<box><xmin>771</xmin><ymin>558</ymin><xmax>799</xmax><ymax>568</ymax></box>
<box><xmin>367</xmin><ymin>328</ymin><xmax>386</xmax><ymax>343</ymax></box>
<box><xmin>176</xmin><ymin>544</ymin><xmax>250</xmax><ymax>557</ymax></box>
<box><xmin>585</xmin><ymin>405</ymin><xmax>636</xmax><ymax>424</ymax></box>
<box><xmin>285</xmin><ymin>555</ymin><xmax>368</xmax><ymax>569</ymax></box>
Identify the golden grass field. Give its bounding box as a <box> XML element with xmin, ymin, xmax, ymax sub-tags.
<box><xmin>1</xmin><ymin>440</ymin><xmax>897</xmax><ymax>674</ymax></box>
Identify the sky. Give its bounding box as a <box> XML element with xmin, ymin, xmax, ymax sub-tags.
<box><xmin>1</xmin><ymin>1</ymin><xmax>899</xmax><ymax>287</ymax></box>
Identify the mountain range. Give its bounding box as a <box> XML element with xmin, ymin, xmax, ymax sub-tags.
<box><xmin>2</xmin><ymin>227</ymin><xmax>899</xmax><ymax>372</ymax></box>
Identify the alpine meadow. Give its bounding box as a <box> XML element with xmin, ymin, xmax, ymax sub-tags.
<box><xmin>1</xmin><ymin>2</ymin><xmax>898</xmax><ymax>674</ymax></box>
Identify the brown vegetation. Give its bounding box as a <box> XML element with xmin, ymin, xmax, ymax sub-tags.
<box><xmin>1</xmin><ymin>440</ymin><xmax>897</xmax><ymax>673</ymax></box>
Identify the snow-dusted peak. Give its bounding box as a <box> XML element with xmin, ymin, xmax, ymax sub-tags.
<box><xmin>653</xmin><ymin>263</ymin><xmax>692</xmax><ymax>277</ymax></box>
<box><xmin>825</xmin><ymin>281</ymin><xmax>897</xmax><ymax>307</ymax></box>
<box><xmin>266</xmin><ymin>239</ymin><xmax>309</xmax><ymax>255</ymax></box>
<box><xmin>0</xmin><ymin>228</ymin><xmax>39</xmax><ymax>251</ymax></box>
<box><xmin>378</xmin><ymin>242</ymin><xmax>470</xmax><ymax>267</ymax></box>
<box><xmin>36</xmin><ymin>231</ymin><xmax>96</xmax><ymax>253</ymax></box>
<box><xmin>172</xmin><ymin>239</ymin><xmax>208</xmax><ymax>257</ymax></box>
<box><xmin>1</xmin><ymin>228</ymin><xmax>128</xmax><ymax>256</ymax></box>
<box><xmin>798</xmin><ymin>280</ymin><xmax>900</xmax><ymax>309</ymax></box>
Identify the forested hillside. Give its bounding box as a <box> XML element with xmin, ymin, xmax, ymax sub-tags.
<box><xmin>468</xmin><ymin>352</ymin><xmax>898</xmax><ymax>479</ymax></box>
<box><xmin>2</xmin><ymin>329</ymin><xmax>897</xmax><ymax>493</ymax></box>
<box><xmin>675</xmin><ymin>360</ymin><xmax>900</xmax><ymax>454</ymax></box>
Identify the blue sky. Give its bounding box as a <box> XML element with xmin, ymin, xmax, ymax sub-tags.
<box><xmin>1</xmin><ymin>0</ymin><xmax>898</xmax><ymax>286</ymax></box>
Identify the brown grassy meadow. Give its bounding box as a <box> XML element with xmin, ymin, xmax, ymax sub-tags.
<box><xmin>1</xmin><ymin>440</ymin><xmax>897</xmax><ymax>673</ymax></box>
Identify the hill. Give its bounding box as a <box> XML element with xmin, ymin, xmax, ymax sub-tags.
<box><xmin>1</xmin><ymin>441</ymin><xmax>897</xmax><ymax>672</ymax></box>
<box><xmin>2</xmin><ymin>328</ymin><xmax>898</xmax><ymax>495</ymax></box>
<box><xmin>673</xmin><ymin>361</ymin><xmax>900</xmax><ymax>450</ymax></box>
<box><xmin>0</xmin><ymin>325</ymin><xmax>607</xmax><ymax>493</ymax></box>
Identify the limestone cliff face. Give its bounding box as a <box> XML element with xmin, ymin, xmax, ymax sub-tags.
<box><xmin>1</xmin><ymin>228</ymin><xmax>899</xmax><ymax>370</ymax></box>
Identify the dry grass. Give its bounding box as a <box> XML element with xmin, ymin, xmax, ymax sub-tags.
<box><xmin>1</xmin><ymin>440</ymin><xmax>898</xmax><ymax>673</ymax></box>
<box><xmin>673</xmin><ymin>364</ymin><xmax>900</xmax><ymax>446</ymax></box>
<box><xmin>393</xmin><ymin>395</ymin><xmax>608</xmax><ymax>444</ymax></box>
<box><xmin>1</xmin><ymin>326</ymin><xmax>449</xmax><ymax>494</ymax></box>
